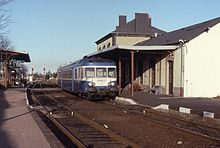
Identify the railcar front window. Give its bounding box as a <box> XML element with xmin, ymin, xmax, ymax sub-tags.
<box><xmin>108</xmin><ymin>68</ymin><xmax>116</xmax><ymax>78</ymax></box>
<box><xmin>85</xmin><ymin>68</ymin><xmax>95</xmax><ymax>78</ymax></box>
<box><xmin>96</xmin><ymin>68</ymin><xmax>107</xmax><ymax>77</ymax></box>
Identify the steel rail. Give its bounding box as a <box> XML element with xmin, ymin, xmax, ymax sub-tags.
<box><xmin>43</xmin><ymin>82</ymin><xmax>220</xmax><ymax>144</ymax></box>
<box><xmin>143</xmin><ymin>114</ymin><xmax>220</xmax><ymax>143</ymax></box>
<box><xmin>29</xmin><ymin>84</ymin><xmax>86</xmax><ymax>148</ymax></box>
<box><xmin>89</xmin><ymin>102</ymin><xmax>220</xmax><ymax>144</ymax></box>
<box><xmin>148</xmin><ymin>107</ymin><xmax>220</xmax><ymax>132</ymax></box>
<box><xmin>120</xmin><ymin>105</ymin><xmax>220</xmax><ymax>143</ymax></box>
<box><xmin>138</xmin><ymin>106</ymin><xmax>220</xmax><ymax>139</ymax></box>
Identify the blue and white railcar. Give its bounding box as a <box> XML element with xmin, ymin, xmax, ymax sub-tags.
<box><xmin>57</xmin><ymin>58</ymin><xmax>118</xmax><ymax>100</ymax></box>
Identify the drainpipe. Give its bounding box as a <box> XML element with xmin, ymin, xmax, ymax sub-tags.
<box><xmin>118</xmin><ymin>58</ymin><xmax>122</xmax><ymax>95</ymax></box>
<box><xmin>179</xmin><ymin>39</ymin><xmax>187</xmax><ymax>97</ymax></box>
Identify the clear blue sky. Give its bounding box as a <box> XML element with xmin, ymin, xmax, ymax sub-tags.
<box><xmin>7</xmin><ymin>0</ymin><xmax>220</xmax><ymax>73</ymax></box>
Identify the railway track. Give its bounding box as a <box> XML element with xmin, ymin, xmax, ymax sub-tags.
<box><xmin>27</xmin><ymin>82</ymin><xmax>220</xmax><ymax>147</ymax></box>
<box><xmin>28</xmin><ymin>82</ymin><xmax>139</xmax><ymax>148</ymax></box>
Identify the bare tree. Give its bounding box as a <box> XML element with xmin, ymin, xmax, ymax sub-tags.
<box><xmin>0</xmin><ymin>0</ymin><xmax>12</xmax><ymax>5</ymax></box>
<box><xmin>0</xmin><ymin>0</ymin><xmax>12</xmax><ymax>38</ymax></box>
<box><xmin>0</xmin><ymin>0</ymin><xmax>13</xmax><ymax>51</ymax></box>
<box><xmin>0</xmin><ymin>36</ymin><xmax>14</xmax><ymax>50</ymax></box>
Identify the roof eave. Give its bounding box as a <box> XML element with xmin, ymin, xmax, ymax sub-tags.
<box><xmin>87</xmin><ymin>44</ymin><xmax>178</xmax><ymax>57</ymax></box>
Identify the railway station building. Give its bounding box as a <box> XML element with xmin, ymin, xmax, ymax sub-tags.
<box><xmin>89</xmin><ymin>13</ymin><xmax>220</xmax><ymax>98</ymax></box>
<box><xmin>0</xmin><ymin>49</ymin><xmax>31</xmax><ymax>88</ymax></box>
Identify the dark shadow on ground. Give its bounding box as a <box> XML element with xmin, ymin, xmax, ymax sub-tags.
<box><xmin>2</xmin><ymin>110</ymin><xmax>33</xmax><ymax>122</ymax></box>
<box><xmin>0</xmin><ymin>88</ymin><xmax>13</xmax><ymax>148</ymax></box>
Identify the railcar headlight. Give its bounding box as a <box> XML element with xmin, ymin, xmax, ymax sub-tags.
<box><xmin>88</xmin><ymin>81</ymin><xmax>95</xmax><ymax>87</ymax></box>
<box><xmin>108</xmin><ymin>81</ymin><xmax>115</xmax><ymax>87</ymax></box>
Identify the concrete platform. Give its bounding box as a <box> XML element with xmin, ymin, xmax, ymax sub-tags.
<box><xmin>0</xmin><ymin>88</ymin><xmax>51</xmax><ymax>148</ymax></box>
<box><xmin>117</xmin><ymin>90</ymin><xmax>220</xmax><ymax>119</ymax></box>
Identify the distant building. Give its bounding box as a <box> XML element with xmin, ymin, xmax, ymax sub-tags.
<box><xmin>95</xmin><ymin>13</ymin><xmax>166</xmax><ymax>51</ymax></box>
<box><xmin>90</xmin><ymin>13</ymin><xmax>220</xmax><ymax>98</ymax></box>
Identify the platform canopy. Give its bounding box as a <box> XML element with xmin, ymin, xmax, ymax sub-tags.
<box><xmin>0</xmin><ymin>49</ymin><xmax>31</xmax><ymax>62</ymax></box>
<box><xmin>86</xmin><ymin>44</ymin><xmax>179</xmax><ymax>96</ymax></box>
<box><xmin>0</xmin><ymin>49</ymin><xmax>31</xmax><ymax>88</ymax></box>
<box><xmin>87</xmin><ymin>44</ymin><xmax>179</xmax><ymax>59</ymax></box>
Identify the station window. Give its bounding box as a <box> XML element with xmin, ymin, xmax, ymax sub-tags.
<box><xmin>102</xmin><ymin>45</ymin><xmax>106</xmax><ymax>49</ymax></box>
<box><xmin>108</xmin><ymin>68</ymin><xmax>116</xmax><ymax>78</ymax></box>
<box><xmin>96</xmin><ymin>68</ymin><xmax>107</xmax><ymax>77</ymax></box>
<box><xmin>107</xmin><ymin>43</ymin><xmax>111</xmax><ymax>48</ymax></box>
<box><xmin>85</xmin><ymin>68</ymin><xmax>95</xmax><ymax>78</ymax></box>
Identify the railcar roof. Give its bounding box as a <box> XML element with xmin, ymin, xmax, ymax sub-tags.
<box><xmin>58</xmin><ymin>58</ymin><xmax>116</xmax><ymax>71</ymax></box>
<box><xmin>79</xmin><ymin>58</ymin><xmax>116</xmax><ymax>66</ymax></box>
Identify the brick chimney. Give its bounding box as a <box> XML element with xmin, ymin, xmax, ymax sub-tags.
<box><xmin>135</xmin><ymin>13</ymin><xmax>151</xmax><ymax>32</ymax></box>
<box><xmin>119</xmin><ymin>15</ymin><xmax>127</xmax><ymax>28</ymax></box>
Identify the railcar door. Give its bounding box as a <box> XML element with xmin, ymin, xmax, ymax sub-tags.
<box><xmin>72</xmin><ymin>68</ymin><xmax>74</xmax><ymax>91</ymax></box>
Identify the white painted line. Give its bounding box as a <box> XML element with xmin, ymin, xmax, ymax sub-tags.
<box><xmin>203</xmin><ymin>111</ymin><xmax>215</xmax><ymax>118</ymax></box>
<box><xmin>179</xmin><ymin>107</ymin><xmax>191</xmax><ymax>114</ymax></box>
<box><xmin>153</xmin><ymin>104</ymin><xmax>169</xmax><ymax>110</ymax></box>
<box><xmin>115</xmin><ymin>97</ymin><xmax>137</xmax><ymax>105</ymax></box>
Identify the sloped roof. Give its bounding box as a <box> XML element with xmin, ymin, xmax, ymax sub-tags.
<box><xmin>95</xmin><ymin>13</ymin><xmax>166</xmax><ymax>44</ymax></box>
<box><xmin>114</xmin><ymin>18</ymin><xmax>165</xmax><ymax>34</ymax></box>
<box><xmin>137</xmin><ymin>17</ymin><xmax>220</xmax><ymax>46</ymax></box>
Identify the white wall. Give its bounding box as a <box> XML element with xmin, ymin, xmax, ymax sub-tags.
<box><xmin>184</xmin><ymin>23</ymin><xmax>220</xmax><ymax>97</ymax></box>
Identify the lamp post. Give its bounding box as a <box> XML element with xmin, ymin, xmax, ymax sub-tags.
<box><xmin>43</xmin><ymin>65</ymin><xmax>46</xmax><ymax>81</ymax></box>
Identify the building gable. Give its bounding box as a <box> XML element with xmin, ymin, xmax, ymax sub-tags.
<box><xmin>137</xmin><ymin>17</ymin><xmax>220</xmax><ymax>46</ymax></box>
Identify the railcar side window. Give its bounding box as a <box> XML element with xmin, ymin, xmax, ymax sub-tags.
<box><xmin>58</xmin><ymin>72</ymin><xmax>61</xmax><ymax>78</ymax></box>
<box><xmin>108</xmin><ymin>68</ymin><xmax>116</xmax><ymax>78</ymax></box>
<box><xmin>78</xmin><ymin>68</ymin><xmax>80</xmax><ymax>79</ymax></box>
<box><xmin>80</xmin><ymin>68</ymin><xmax>83</xmax><ymax>79</ymax></box>
<box><xmin>74</xmin><ymin>69</ymin><xmax>77</xmax><ymax>79</ymax></box>
<box><xmin>85</xmin><ymin>68</ymin><xmax>95</xmax><ymax>78</ymax></box>
<box><xmin>96</xmin><ymin>68</ymin><xmax>107</xmax><ymax>77</ymax></box>
<box><xmin>62</xmin><ymin>70</ymin><xmax>72</xmax><ymax>79</ymax></box>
